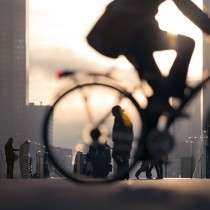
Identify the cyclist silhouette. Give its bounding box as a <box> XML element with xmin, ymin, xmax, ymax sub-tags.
<box><xmin>87</xmin><ymin>0</ymin><xmax>210</xmax><ymax>113</ymax></box>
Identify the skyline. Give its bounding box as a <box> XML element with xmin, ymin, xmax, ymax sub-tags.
<box><xmin>29</xmin><ymin>0</ymin><xmax>203</xmax><ymax>105</ymax></box>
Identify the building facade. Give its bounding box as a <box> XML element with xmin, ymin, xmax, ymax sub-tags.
<box><xmin>0</xmin><ymin>0</ymin><xmax>28</xmax><ymax>156</ymax></box>
<box><xmin>0</xmin><ymin>0</ymin><xmax>29</xmax><ymax>177</ymax></box>
<box><xmin>203</xmin><ymin>0</ymin><xmax>210</xmax><ymax>178</ymax></box>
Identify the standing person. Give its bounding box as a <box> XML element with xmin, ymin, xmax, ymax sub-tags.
<box><xmin>111</xmin><ymin>105</ymin><xmax>133</xmax><ymax>180</ymax></box>
<box><xmin>5</xmin><ymin>137</ymin><xmax>19</xmax><ymax>179</ymax></box>
<box><xmin>87</xmin><ymin>128</ymin><xmax>101</xmax><ymax>177</ymax></box>
<box><xmin>87</xmin><ymin>0</ymin><xmax>210</xmax><ymax>113</ymax></box>
<box><xmin>86</xmin><ymin>128</ymin><xmax>112</xmax><ymax>178</ymax></box>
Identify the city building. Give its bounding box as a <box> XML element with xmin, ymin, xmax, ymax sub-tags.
<box><xmin>0</xmin><ymin>0</ymin><xmax>28</xmax><ymax>177</ymax></box>
<box><xmin>0</xmin><ymin>1</ymin><xmax>52</xmax><ymax>178</ymax></box>
<box><xmin>203</xmin><ymin>0</ymin><xmax>210</xmax><ymax>179</ymax></box>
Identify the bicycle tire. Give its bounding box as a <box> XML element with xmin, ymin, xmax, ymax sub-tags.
<box><xmin>43</xmin><ymin>82</ymin><xmax>146</xmax><ymax>184</ymax></box>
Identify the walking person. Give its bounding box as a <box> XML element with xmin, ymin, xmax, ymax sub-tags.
<box><xmin>111</xmin><ymin>105</ymin><xmax>134</xmax><ymax>180</ymax></box>
<box><xmin>5</xmin><ymin>137</ymin><xmax>19</xmax><ymax>179</ymax></box>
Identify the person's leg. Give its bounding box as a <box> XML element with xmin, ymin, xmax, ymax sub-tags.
<box><xmin>146</xmin><ymin>160</ymin><xmax>154</xmax><ymax>179</ymax></box>
<box><xmin>125</xmin><ymin>20</ymin><xmax>166</xmax><ymax>91</ymax></box>
<box><xmin>135</xmin><ymin>164</ymin><xmax>144</xmax><ymax>179</ymax></box>
<box><xmin>6</xmin><ymin>162</ymin><xmax>10</xmax><ymax>178</ymax></box>
<box><xmin>7</xmin><ymin>160</ymin><xmax>13</xmax><ymax>178</ymax></box>
<box><xmin>119</xmin><ymin>156</ymin><xmax>129</xmax><ymax>180</ymax></box>
<box><xmin>113</xmin><ymin>152</ymin><xmax>124</xmax><ymax>179</ymax></box>
<box><xmin>126</xmin><ymin>22</ymin><xmax>195</xmax><ymax>99</ymax></box>
<box><xmin>155</xmin><ymin>165</ymin><xmax>160</xmax><ymax>179</ymax></box>
<box><xmin>126</xmin><ymin>43</ymin><xmax>164</xmax><ymax>94</ymax></box>
<box><xmin>124</xmin><ymin>160</ymin><xmax>130</xmax><ymax>180</ymax></box>
<box><xmin>145</xmin><ymin>167</ymin><xmax>152</xmax><ymax>179</ymax></box>
<box><xmin>168</xmin><ymin>35</ymin><xmax>195</xmax><ymax>97</ymax></box>
<box><xmin>10</xmin><ymin>161</ymin><xmax>14</xmax><ymax>178</ymax></box>
<box><xmin>155</xmin><ymin>160</ymin><xmax>163</xmax><ymax>179</ymax></box>
<box><xmin>159</xmin><ymin>161</ymin><xmax>163</xmax><ymax>179</ymax></box>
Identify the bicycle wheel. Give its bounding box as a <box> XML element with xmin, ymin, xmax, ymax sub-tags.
<box><xmin>43</xmin><ymin>82</ymin><xmax>144</xmax><ymax>184</ymax></box>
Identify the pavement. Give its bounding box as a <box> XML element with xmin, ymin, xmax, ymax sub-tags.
<box><xmin>1</xmin><ymin>178</ymin><xmax>210</xmax><ymax>210</ymax></box>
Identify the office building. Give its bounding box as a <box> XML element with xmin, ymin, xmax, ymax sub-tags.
<box><xmin>0</xmin><ymin>0</ymin><xmax>28</xmax><ymax>149</ymax></box>
<box><xmin>0</xmin><ymin>0</ymin><xmax>28</xmax><ymax>177</ymax></box>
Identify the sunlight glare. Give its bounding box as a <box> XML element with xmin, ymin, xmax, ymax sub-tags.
<box><xmin>153</xmin><ymin>50</ymin><xmax>177</xmax><ymax>77</ymax></box>
<box><xmin>156</xmin><ymin>0</ymin><xmax>203</xmax><ymax>79</ymax></box>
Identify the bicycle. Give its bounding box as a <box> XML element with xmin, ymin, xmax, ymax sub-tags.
<box><xmin>43</xmin><ymin>68</ymin><xmax>210</xmax><ymax>184</ymax></box>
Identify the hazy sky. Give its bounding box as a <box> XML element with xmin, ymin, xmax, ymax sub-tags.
<box><xmin>29</xmin><ymin>0</ymin><xmax>203</xmax><ymax>105</ymax></box>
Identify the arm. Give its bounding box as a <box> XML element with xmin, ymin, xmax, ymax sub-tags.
<box><xmin>173</xmin><ymin>0</ymin><xmax>210</xmax><ymax>34</ymax></box>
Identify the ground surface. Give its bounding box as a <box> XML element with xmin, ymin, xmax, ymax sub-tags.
<box><xmin>1</xmin><ymin>178</ymin><xmax>210</xmax><ymax>210</ymax></box>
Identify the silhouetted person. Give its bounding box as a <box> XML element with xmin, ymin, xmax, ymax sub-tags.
<box><xmin>112</xmin><ymin>105</ymin><xmax>133</xmax><ymax>180</ymax></box>
<box><xmin>135</xmin><ymin>160</ymin><xmax>153</xmax><ymax>179</ymax></box>
<box><xmin>87</xmin><ymin>0</ymin><xmax>210</xmax><ymax>112</ymax></box>
<box><xmin>5</xmin><ymin>137</ymin><xmax>19</xmax><ymax>179</ymax></box>
<box><xmin>87</xmin><ymin>128</ymin><xmax>112</xmax><ymax>178</ymax></box>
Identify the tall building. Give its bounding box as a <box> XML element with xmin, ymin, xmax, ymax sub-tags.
<box><xmin>203</xmin><ymin>0</ymin><xmax>210</xmax><ymax>178</ymax></box>
<box><xmin>0</xmin><ymin>0</ymin><xmax>28</xmax><ymax>177</ymax></box>
<box><xmin>203</xmin><ymin>0</ymin><xmax>210</xmax><ymax>129</ymax></box>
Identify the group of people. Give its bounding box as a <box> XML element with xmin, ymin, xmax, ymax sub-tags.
<box><xmin>84</xmin><ymin>105</ymin><xmax>132</xmax><ymax>179</ymax></box>
<box><xmin>86</xmin><ymin>104</ymin><xmax>164</xmax><ymax>180</ymax></box>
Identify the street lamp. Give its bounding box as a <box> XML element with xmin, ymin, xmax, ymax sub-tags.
<box><xmin>199</xmin><ymin>130</ymin><xmax>209</xmax><ymax>178</ymax></box>
<box><xmin>188</xmin><ymin>132</ymin><xmax>208</xmax><ymax>179</ymax></box>
<box><xmin>186</xmin><ymin>136</ymin><xmax>196</xmax><ymax>178</ymax></box>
